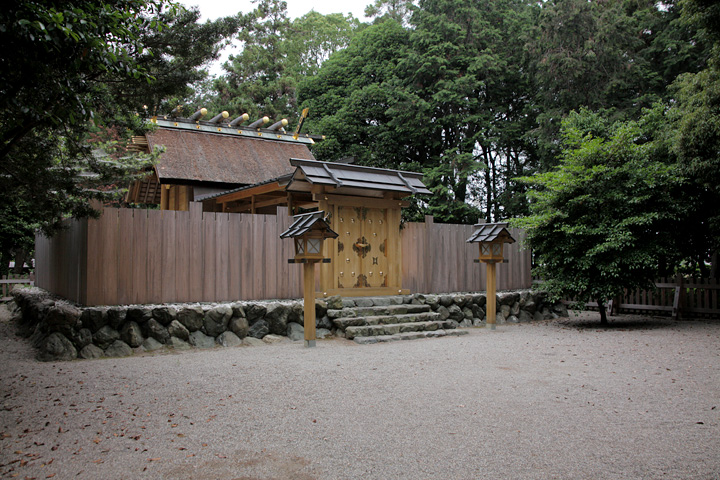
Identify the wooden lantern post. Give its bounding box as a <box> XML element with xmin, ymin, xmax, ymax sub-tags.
<box><xmin>467</xmin><ymin>223</ymin><xmax>516</xmax><ymax>330</ymax></box>
<box><xmin>280</xmin><ymin>212</ymin><xmax>338</xmax><ymax>347</ymax></box>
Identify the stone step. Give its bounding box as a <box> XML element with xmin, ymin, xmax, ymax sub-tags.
<box><xmin>328</xmin><ymin>303</ymin><xmax>431</xmax><ymax>319</ymax></box>
<box><xmin>353</xmin><ymin>329</ymin><xmax>469</xmax><ymax>344</ymax></box>
<box><xmin>345</xmin><ymin>319</ymin><xmax>458</xmax><ymax>340</ymax></box>
<box><xmin>332</xmin><ymin>311</ymin><xmax>442</xmax><ymax>330</ymax></box>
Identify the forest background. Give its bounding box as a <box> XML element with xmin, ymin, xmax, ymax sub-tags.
<box><xmin>1</xmin><ymin>0</ymin><xmax>718</xmax><ymax>284</ymax></box>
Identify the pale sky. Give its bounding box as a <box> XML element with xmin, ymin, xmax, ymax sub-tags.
<box><xmin>177</xmin><ymin>0</ymin><xmax>372</xmax><ymax>75</ymax></box>
<box><xmin>177</xmin><ymin>0</ymin><xmax>371</xmax><ymax>22</ymax></box>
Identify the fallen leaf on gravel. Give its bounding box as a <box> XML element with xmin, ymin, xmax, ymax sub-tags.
<box><xmin>46</xmin><ymin>474</ymin><xmax>56</xmax><ymax>478</ymax></box>
<box><xmin>92</xmin><ymin>459</ymin><xmax>103</xmax><ymax>464</ymax></box>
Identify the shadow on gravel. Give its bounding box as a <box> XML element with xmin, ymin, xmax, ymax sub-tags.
<box><xmin>553</xmin><ymin>313</ymin><xmax>693</xmax><ymax>331</ymax></box>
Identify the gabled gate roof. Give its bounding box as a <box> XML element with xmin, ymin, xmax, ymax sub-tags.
<box><xmin>286</xmin><ymin>159</ymin><xmax>431</xmax><ymax>196</ymax></box>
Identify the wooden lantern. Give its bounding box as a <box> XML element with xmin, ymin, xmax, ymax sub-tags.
<box><xmin>281</xmin><ymin>211</ymin><xmax>339</xmax><ymax>262</ymax></box>
<box><xmin>467</xmin><ymin>223</ymin><xmax>516</xmax><ymax>330</ymax></box>
<box><xmin>280</xmin><ymin>211</ymin><xmax>338</xmax><ymax>347</ymax></box>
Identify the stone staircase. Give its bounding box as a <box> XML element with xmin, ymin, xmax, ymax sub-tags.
<box><xmin>327</xmin><ymin>299</ymin><xmax>468</xmax><ymax>344</ymax></box>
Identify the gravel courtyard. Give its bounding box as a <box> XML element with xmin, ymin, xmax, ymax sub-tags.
<box><xmin>1</xmin><ymin>303</ymin><xmax>718</xmax><ymax>480</ymax></box>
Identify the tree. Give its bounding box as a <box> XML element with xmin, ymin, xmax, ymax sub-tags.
<box><xmin>528</xmin><ymin>0</ymin><xmax>709</xmax><ymax>170</ymax></box>
<box><xmin>298</xmin><ymin>20</ymin><xmax>411</xmax><ymax>166</ymax></box>
<box><xmin>215</xmin><ymin>0</ymin><xmax>359</xmax><ymax>123</ymax></box>
<box><xmin>365</xmin><ymin>0</ymin><xmax>416</xmax><ymax>25</ymax></box>
<box><xmin>514</xmin><ymin>109</ymin><xmax>681</xmax><ymax>323</ymax></box>
<box><xmin>0</xmin><ymin>0</ymin><xmax>165</xmax><ymax>161</ymax></box>
<box><xmin>301</xmin><ymin>0</ymin><xmax>536</xmax><ymax>224</ymax></box>
<box><xmin>0</xmin><ymin>1</ymin><xmax>230</xmax><ymax>273</ymax></box>
<box><xmin>125</xmin><ymin>6</ymin><xmax>239</xmax><ymax>115</ymax></box>
<box><xmin>662</xmin><ymin>0</ymin><xmax>720</xmax><ymax>277</ymax></box>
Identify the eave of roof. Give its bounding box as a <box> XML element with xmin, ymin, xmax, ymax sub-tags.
<box><xmin>287</xmin><ymin>158</ymin><xmax>431</xmax><ymax>196</ymax></box>
<box><xmin>193</xmin><ymin>174</ymin><xmax>292</xmax><ymax>202</ymax></box>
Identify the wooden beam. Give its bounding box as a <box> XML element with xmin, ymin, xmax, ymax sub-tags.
<box><xmin>313</xmin><ymin>193</ymin><xmax>409</xmax><ymax>209</ymax></box>
<box><xmin>252</xmin><ymin>195</ymin><xmax>291</xmax><ymax>209</ymax></box>
<box><xmin>215</xmin><ymin>181</ymin><xmax>283</xmax><ymax>203</ymax></box>
<box><xmin>223</xmin><ymin>193</ymin><xmax>291</xmax><ymax>213</ymax></box>
<box><xmin>160</xmin><ymin>184</ymin><xmax>169</xmax><ymax>210</ymax></box>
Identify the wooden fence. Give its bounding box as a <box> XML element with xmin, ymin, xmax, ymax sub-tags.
<box><xmin>35</xmin><ymin>206</ymin><xmax>531</xmax><ymax>306</ymax></box>
<box><xmin>557</xmin><ymin>276</ymin><xmax>720</xmax><ymax>319</ymax></box>
<box><xmin>617</xmin><ymin>277</ymin><xmax>719</xmax><ymax>319</ymax></box>
<box><xmin>1</xmin><ymin>274</ymin><xmax>35</xmax><ymax>301</ymax></box>
<box><xmin>402</xmin><ymin>216</ymin><xmax>530</xmax><ymax>294</ymax></box>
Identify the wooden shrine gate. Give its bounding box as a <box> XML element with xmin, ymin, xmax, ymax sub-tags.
<box><xmin>320</xmin><ymin>202</ymin><xmax>404</xmax><ymax>297</ymax></box>
<box><xmin>286</xmin><ymin>159</ymin><xmax>426</xmax><ymax>297</ymax></box>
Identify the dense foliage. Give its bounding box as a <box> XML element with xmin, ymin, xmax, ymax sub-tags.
<box><xmin>514</xmin><ymin>109</ymin><xmax>683</xmax><ymax>322</ymax></box>
<box><xmin>0</xmin><ymin>0</ymin><xmax>234</xmax><ymax>273</ymax></box>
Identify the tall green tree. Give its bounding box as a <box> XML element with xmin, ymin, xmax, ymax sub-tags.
<box><xmin>128</xmin><ymin>6</ymin><xmax>239</xmax><ymax>115</ymax></box>
<box><xmin>215</xmin><ymin>0</ymin><xmax>359</xmax><ymax>123</ymax></box>
<box><xmin>662</xmin><ymin>0</ymin><xmax>720</xmax><ymax>277</ymax></box>
<box><xmin>0</xmin><ymin>0</ymin><xmax>231</xmax><ymax>273</ymax></box>
<box><xmin>515</xmin><ymin>109</ymin><xmax>682</xmax><ymax>323</ymax></box>
<box><xmin>302</xmin><ymin>0</ymin><xmax>536</xmax><ymax>224</ymax></box>
<box><xmin>528</xmin><ymin>0</ymin><xmax>708</xmax><ymax>169</ymax></box>
<box><xmin>299</xmin><ymin>20</ymin><xmax>410</xmax><ymax>166</ymax></box>
<box><xmin>365</xmin><ymin>0</ymin><xmax>416</xmax><ymax>25</ymax></box>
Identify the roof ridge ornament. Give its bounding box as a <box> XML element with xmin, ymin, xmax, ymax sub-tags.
<box><xmin>396</xmin><ymin>172</ymin><xmax>419</xmax><ymax>194</ymax></box>
<box><xmin>322</xmin><ymin>162</ymin><xmax>344</xmax><ymax>188</ymax></box>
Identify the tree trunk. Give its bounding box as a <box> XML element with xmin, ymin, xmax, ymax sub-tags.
<box><xmin>598</xmin><ymin>299</ymin><xmax>608</xmax><ymax>324</ymax></box>
<box><xmin>12</xmin><ymin>249</ymin><xmax>27</xmax><ymax>274</ymax></box>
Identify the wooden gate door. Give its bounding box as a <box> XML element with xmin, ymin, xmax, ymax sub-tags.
<box><xmin>335</xmin><ymin>206</ymin><xmax>389</xmax><ymax>290</ymax></box>
<box><xmin>318</xmin><ymin>202</ymin><xmax>405</xmax><ymax>297</ymax></box>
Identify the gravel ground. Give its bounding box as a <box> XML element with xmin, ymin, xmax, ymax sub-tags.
<box><xmin>0</xmin><ymin>303</ymin><xmax>718</xmax><ymax>480</ymax></box>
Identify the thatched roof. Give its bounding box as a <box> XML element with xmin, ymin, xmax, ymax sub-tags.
<box><xmin>147</xmin><ymin>125</ymin><xmax>316</xmax><ymax>186</ymax></box>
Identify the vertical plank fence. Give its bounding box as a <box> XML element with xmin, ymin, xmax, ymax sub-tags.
<box><xmin>35</xmin><ymin>207</ymin><xmax>532</xmax><ymax>306</ymax></box>
<box><xmin>402</xmin><ymin>217</ymin><xmax>531</xmax><ymax>294</ymax></box>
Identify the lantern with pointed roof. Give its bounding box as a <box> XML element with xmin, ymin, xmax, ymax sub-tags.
<box><xmin>280</xmin><ymin>211</ymin><xmax>338</xmax><ymax>262</ymax></box>
<box><xmin>466</xmin><ymin>222</ymin><xmax>516</xmax><ymax>263</ymax></box>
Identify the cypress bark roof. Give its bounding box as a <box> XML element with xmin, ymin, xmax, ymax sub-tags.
<box><xmin>147</xmin><ymin>125</ymin><xmax>315</xmax><ymax>186</ymax></box>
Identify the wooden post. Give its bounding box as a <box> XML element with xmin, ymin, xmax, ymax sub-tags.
<box><xmin>672</xmin><ymin>274</ymin><xmax>684</xmax><ymax>320</ymax></box>
<box><xmin>303</xmin><ymin>261</ymin><xmax>316</xmax><ymax>347</ymax></box>
<box><xmin>486</xmin><ymin>261</ymin><xmax>497</xmax><ymax>330</ymax></box>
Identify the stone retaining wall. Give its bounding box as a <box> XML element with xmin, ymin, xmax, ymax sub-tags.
<box><xmin>10</xmin><ymin>288</ymin><xmax>568</xmax><ymax>361</ymax></box>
